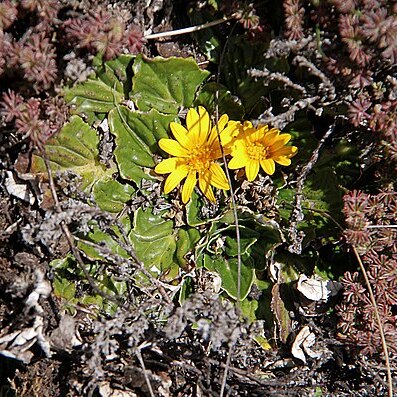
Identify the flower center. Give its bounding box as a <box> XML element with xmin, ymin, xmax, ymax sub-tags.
<box><xmin>187</xmin><ymin>146</ymin><xmax>214</xmax><ymax>174</ymax></box>
<box><xmin>246</xmin><ymin>142</ymin><xmax>268</xmax><ymax>161</ymax></box>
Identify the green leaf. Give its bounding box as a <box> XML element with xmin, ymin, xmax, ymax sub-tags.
<box><xmin>254</xmin><ymin>335</ymin><xmax>272</xmax><ymax>351</ymax></box>
<box><xmin>93</xmin><ymin>54</ymin><xmax>134</xmax><ymax>96</ymax></box>
<box><xmin>50</xmin><ymin>256</ymin><xmax>126</xmax><ymax>315</ymax></box>
<box><xmin>194</xmin><ymin>82</ymin><xmax>245</xmax><ymax>120</ymax></box>
<box><xmin>31</xmin><ymin>115</ymin><xmax>113</xmax><ymax>190</ymax></box>
<box><xmin>50</xmin><ymin>257</ymin><xmax>79</xmax><ymax>313</ymax></box>
<box><xmin>278</xmin><ymin>166</ymin><xmax>343</xmax><ymax>246</ymax></box>
<box><xmin>186</xmin><ymin>191</ymin><xmax>208</xmax><ymax>226</ymax></box>
<box><xmin>274</xmin><ymin>251</ymin><xmax>302</xmax><ymax>283</ymax></box>
<box><xmin>218</xmin><ymin>210</ymin><xmax>285</xmax><ymax>258</ymax></box>
<box><xmin>304</xmin><ymin>167</ymin><xmax>343</xmax><ymax>215</ymax></box>
<box><xmin>253</xmin><ymin>279</ymin><xmax>273</xmax><ymax>323</ymax></box>
<box><xmin>179</xmin><ymin>277</ymin><xmax>194</xmax><ymax>303</ymax></box>
<box><xmin>314</xmin><ymin>387</ymin><xmax>324</xmax><ymax>397</ymax></box>
<box><xmin>175</xmin><ymin>227</ymin><xmax>201</xmax><ymax>268</ymax></box>
<box><xmin>65</xmin><ymin>79</ymin><xmax>123</xmax><ymax>121</ymax></box>
<box><xmin>79</xmin><ymin>295</ymin><xmax>103</xmax><ymax>311</ymax></box>
<box><xmin>96</xmin><ymin>273</ymin><xmax>127</xmax><ymax>314</ymax></box>
<box><xmin>50</xmin><ymin>255</ymin><xmax>76</xmax><ymax>270</ymax></box>
<box><xmin>197</xmin><ymin>209</ymin><xmax>284</xmax><ymax>300</ymax></box>
<box><xmin>224</xmin><ymin>227</ymin><xmax>258</xmax><ymax>257</ymax></box>
<box><xmin>207</xmin><ymin>0</ymin><xmax>220</xmax><ymax>10</ymax></box>
<box><xmin>78</xmin><ymin>217</ymin><xmax>131</xmax><ymax>261</ymax></box>
<box><xmin>285</xmin><ymin>120</ymin><xmax>318</xmax><ymax>165</ymax></box>
<box><xmin>92</xmin><ymin>178</ymin><xmax>135</xmax><ymax>213</ymax></box>
<box><xmin>53</xmin><ymin>275</ymin><xmax>76</xmax><ymax>302</ymax></box>
<box><xmin>78</xmin><ymin>227</ymin><xmax>128</xmax><ymax>261</ymax></box>
<box><xmin>108</xmin><ymin>106</ymin><xmax>176</xmax><ymax>184</ymax></box>
<box><xmin>100</xmin><ymin>274</ymin><xmax>126</xmax><ymax>296</ymax></box>
<box><xmin>221</xmin><ymin>35</ymin><xmax>269</xmax><ymax>115</ymax></box>
<box><xmin>128</xmin><ymin>208</ymin><xmax>178</xmax><ymax>276</ymax></box>
<box><xmin>240</xmin><ymin>298</ymin><xmax>259</xmax><ymax>323</ymax></box>
<box><xmin>131</xmin><ymin>55</ymin><xmax>210</xmax><ymax>114</ymax></box>
<box><xmin>204</xmin><ymin>254</ymin><xmax>255</xmax><ymax>300</ymax></box>
<box><xmin>31</xmin><ymin>116</ymin><xmax>135</xmax><ymax>212</ymax></box>
<box><xmin>64</xmin><ymin>55</ymin><xmax>134</xmax><ymax>124</ymax></box>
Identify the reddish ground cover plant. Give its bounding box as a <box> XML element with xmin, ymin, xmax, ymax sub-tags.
<box><xmin>64</xmin><ymin>8</ymin><xmax>143</xmax><ymax>60</ymax></box>
<box><xmin>0</xmin><ymin>0</ymin><xmax>143</xmax><ymax>146</ymax></box>
<box><xmin>1</xmin><ymin>90</ymin><xmax>68</xmax><ymax>145</ymax></box>
<box><xmin>338</xmin><ymin>190</ymin><xmax>397</xmax><ymax>356</ymax></box>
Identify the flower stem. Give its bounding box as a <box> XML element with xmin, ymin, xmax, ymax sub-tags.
<box><xmin>213</xmin><ymin>21</ymin><xmax>241</xmax><ymax>306</ymax></box>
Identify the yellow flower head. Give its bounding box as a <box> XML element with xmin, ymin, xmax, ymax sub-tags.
<box><xmin>155</xmin><ymin>106</ymin><xmax>239</xmax><ymax>204</ymax></box>
<box><xmin>228</xmin><ymin>122</ymin><xmax>298</xmax><ymax>181</ymax></box>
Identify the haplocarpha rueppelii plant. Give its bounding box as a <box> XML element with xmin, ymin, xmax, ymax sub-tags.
<box><xmin>155</xmin><ymin>107</ymin><xmax>298</xmax><ymax>203</ymax></box>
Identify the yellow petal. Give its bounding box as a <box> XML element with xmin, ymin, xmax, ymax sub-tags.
<box><xmin>260</xmin><ymin>158</ymin><xmax>275</xmax><ymax>175</ymax></box>
<box><xmin>198</xmin><ymin>106</ymin><xmax>211</xmax><ymax>144</ymax></box>
<box><xmin>248</xmin><ymin>125</ymin><xmax>266</xmax><ymax>143</ymax></box>
<box><xmin>164</xmin><ymin>165</ymin><xmax>189</xmax><ymax>194</ymax></box>
<box><xmin>219</xmin><ymin>121</ymin><xmax>242</xmax><ymax>147</ymax></box>
<box><xmin>263</xmin><ymin>129</ymin><xmax>279</xmax><ymax>146</ymax></box>
<box><xmin>241</xmin><ymin>121</ymin><xmax>257</xmax><ymax>136</ymax></box>
<box><xmin>245</xmin><ymin>121</ymin><xmax>254</xmax><ymax>128</ymax></box>
<box><xmin>186</xmin><ymin>107</ymin><xmax>199</xmax><ymax>131</ymax></box>
<box><xmin>278</xmin><ymin>133</ymin><xmax>292</xmax><ymax>144</ymax></box>
<box><xmin>159</xmin><ymin>138</ymin><xmax>189</xmax><ymax>157</ymax></box>
<box><xmin>216</xmin><ymin>114</ymin><xmax>229</xmax><ymax>132</ymax></box>
<box><xmin>186</xmin><ymin>106</ymin><xmax>211</xmax><ymax>145</ymax></box>
<box><xmin>246</xmin><ymin>159</ymin><xmax>260</xmax><ymax>181</ymax></box>
<box><xmin>208</xmin><ymin>128</ymin><xmax>221</xmax><ymax>149</ymax></box>
<box><xmin>155</xmin><ymin>157</ymin><xmax>179</xmax><ymax>174</ymax></box>
<box><xmin>228</xmin><ymin>154</ymin><xmax>248</xmax><ymax>169</ymax></box>
<box><xmin>208</xmin><ymin>114</ymin><xmax>228</xmax><ymax>146</ymax></box>
<box><xmin>209</xmin><ymin>141</ymin><xmax>225</xmax><ymax>159</ymax></box>
<box><xmin>230</xmin><ymin>120</ymin><xmax>243</xmax><ymax>133</ymax></box>
<box><xmin>209</xmin><ymin>163</ymin><xmax>229</xmax><ymax>190</ymax></box>
<box><xmin>274</xmin><ymin>157</ymin><xmax>291</xmax><ymax>166</ymax></box>
<box><xmin>199</xmin><ymin>176</ymin><xmax>216</xmax><ymax>202</ymax></box>
<box><xmin>198</xmin><ymin>106</ymin><xmax>210</xmax><ymax>126</ymax></box>
<box><xmin>209</xmin><ymin>122</ymin><xmax>243</xmax><ymax>157</ymax></box>
<box><xmin>182</xmin><ymin>171</ymin><xmax>197</xmax><ymax>204</ymax></box>
<box><xmin>231</xmin><ymin>139</ymin><xmax>247</xmax><ymax>154</ymax></box>
<box><xmin>269</xmin><ymin>134</ymin><xmax>292</xmax><ymax>151</ymax></box>
<box><xmin>170</xmin><ymin>122</ymin><xmax>190</xmax><ymax>149</ymax></box>
<box><xmin>271</xmin><ymin>145</ymin><xmax>298</xmax><ymax>158</ymax></box>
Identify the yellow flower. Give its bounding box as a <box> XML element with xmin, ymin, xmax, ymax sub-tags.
<box><xmin>155</xmin><ymin>106</ymin><xmax>239</xmax><ymax>204</ymax></box>
<box><xmin>228</xmin><ymin>122</ymin><xmax>298</xmax><ymax>181</ymax></box>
